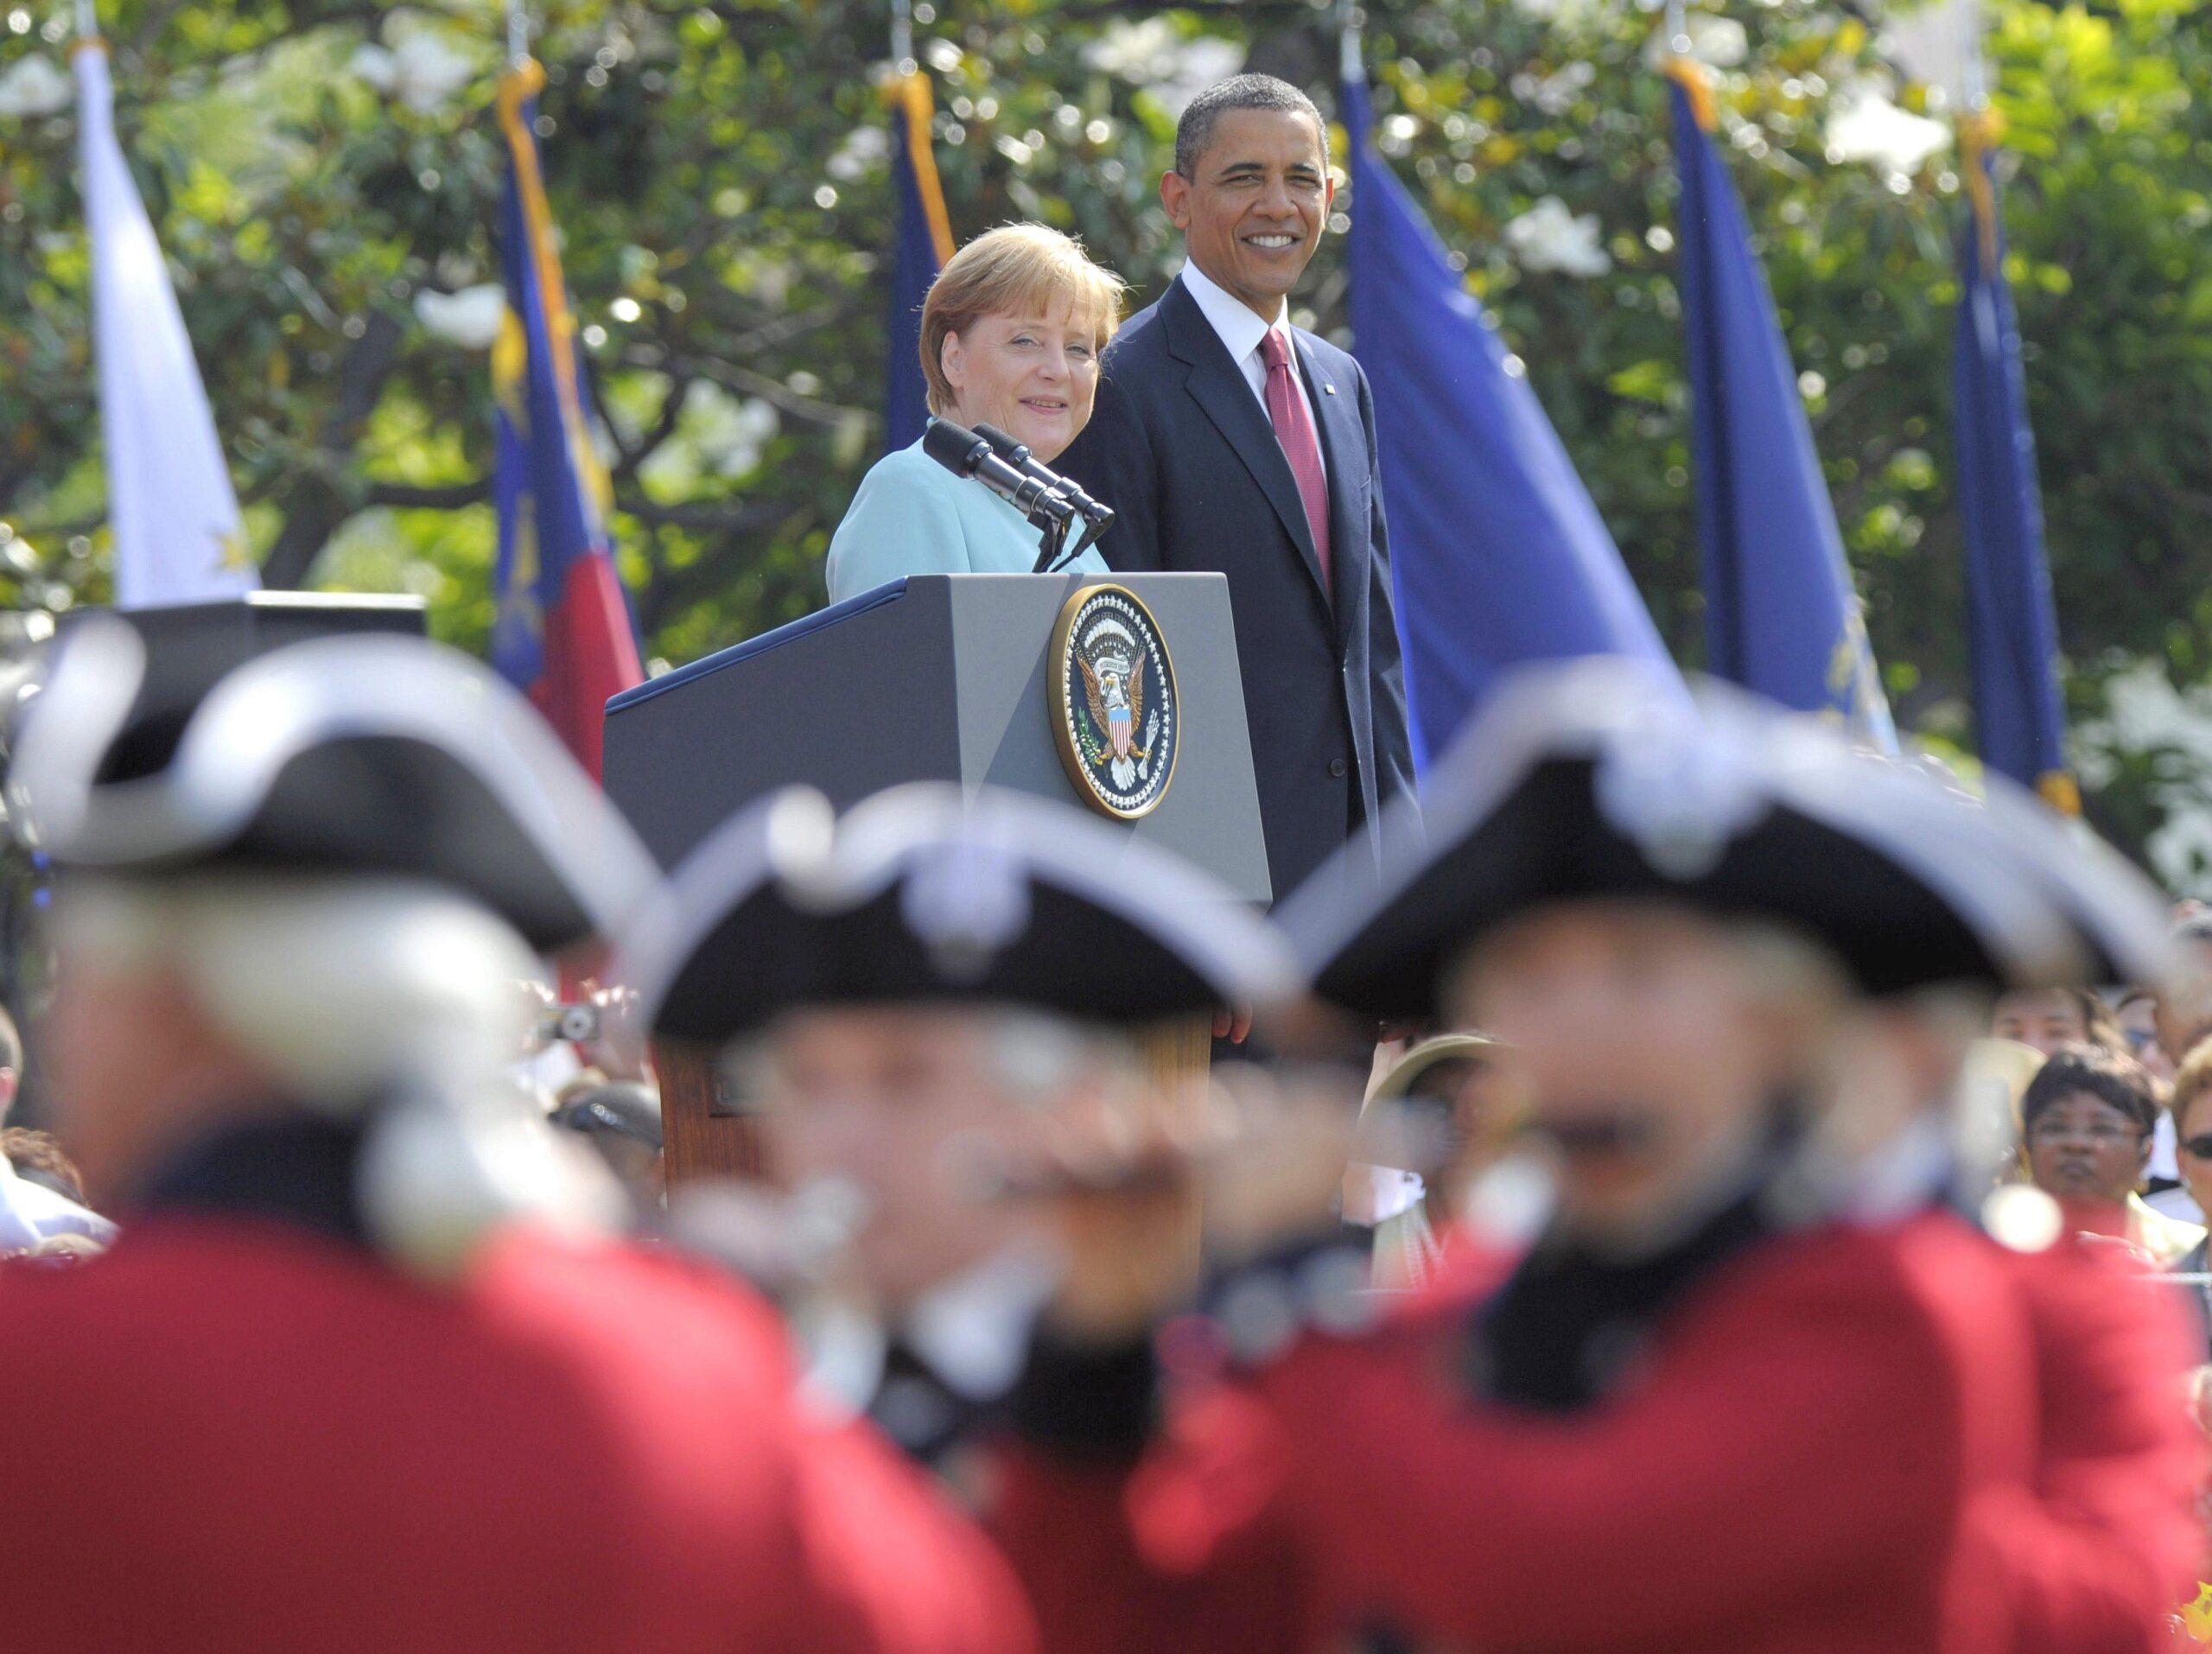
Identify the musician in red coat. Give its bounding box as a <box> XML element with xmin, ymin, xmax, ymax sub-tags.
<box><xmin>1</xmin><ymin>616</ymin><xmax>1033</xmax><ymax>1654</ymax></box>
<box><xmin>990</xmin><ymin>659</ymin><xmax>2203</xmax><ymax>1654</ymax></box>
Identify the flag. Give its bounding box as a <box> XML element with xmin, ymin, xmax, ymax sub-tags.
<box><xmin>885</xmin><ymin>70</ymin><xmax>953</xmax><ymax>453</ymax></box>
<box><xmin>74</xmin><ymin>37</ymin><xmax>257</xmax><ymax>608</ymax></box>
<box><xmin>1955</xmin><ymin>112</ymin><xmax>2074</xmax><ymax>812</ymax></box>
<box><xmin>1342</xmin><ymin>75</ymin><xmax>1677</xmax><ymax>772</ymax></box>
<box><xmin>1667</xmin><ymin>64</ymin><xmax>1897</xmax><ymax>749</ymax></box>
<box><xmin>491</xmin><ymin>57</ymin><xmax>643</xmax><ymax>782</ymax></box>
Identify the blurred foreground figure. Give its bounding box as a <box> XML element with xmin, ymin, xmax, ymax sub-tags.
<box><xmin>0</xmin><ymin>618</ymin><xmax>1033</xmax><ymax>1654</ymax></box>
<box><xmin>995</xmin><ymin>661</ymin><xmax>2203</xmax><ymax>1654</ymax></box>
<box><xmin>617</xmin><ymin>780</ymin><xmax>1294</xmax><ymax>1494</ymax></box>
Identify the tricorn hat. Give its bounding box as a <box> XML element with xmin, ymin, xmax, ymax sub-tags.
<box><xmin>618</xmin><ymin>781</ymin><xmax>1297</xmax><ymax>1045</ymax></box>
<box><xmin>1283</xmin><ymin>658</ymin><xmax>2126</xmax><ymax>1021</ymax></box>
<box><xmin>10</xmin><ymin>614</ymin><xmax>657</xmax><ymax>952</ymax></box>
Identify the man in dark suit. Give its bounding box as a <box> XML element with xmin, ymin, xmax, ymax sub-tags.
<box><xmin>1060</xmin><ymin>74</ymin><xmax>1414</xmax><ymax>904</ymax></box>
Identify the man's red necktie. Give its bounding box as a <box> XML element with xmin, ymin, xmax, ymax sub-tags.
<box><xmin>1261</xmin><ymin>327</ymin><xmax>1332</xmax><ymax>597</ymax></box>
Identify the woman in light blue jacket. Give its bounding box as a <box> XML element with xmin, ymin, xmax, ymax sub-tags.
<box><xmin>827</xmin><ymin>225</ymin><xmax>1125</xmax><ymax>603</ymax></box>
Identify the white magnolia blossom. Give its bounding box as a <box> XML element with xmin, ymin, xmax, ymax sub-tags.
<box><xmin>1511</xmin><ymin>0</ymin><xmax>1600</xmax><ymax>26</ymax></box>
<box><xmin>0</xmin><ymin>54</ymin><xmax>71</xmax><ymax>118</ymax></box>
<box><xmin>641</xmin><ymin>383</ymin><xmax>781</xmax><ymax>493</ymax></box>
<box><xmin>1826</xmin><ymin>82</ymin><xmax>1951</xmax><ymax>174</ymax></box>
<box><xmin>1504</xmin><ymin>195</ymin><xmax>1611</xmax><ymax>277</ymax></box>
<box><xmin>1643</xmin><ymin>13</ymin><xmax>1750</xmax><ymax>70</ymax></box>
<box><xmin>827</xmin><ymin>124</ymin><xmax>888</xmax><ymax>182</ymax></box>
<box><xmin>352</xmin><ymin>26</ymin><xmax>479</xmax><ymax>116</ymax></box>
<box><xmin>1884</xmin><ymin>0</ymin><xmax>1974</xmax><ymax>110</ymax></box>
<box><xmin>1523</xmin><ymin>60</ymin><xmax>1595</xmax><ymax>117</ymax></box>
<box><xmin>413</xmin><ymin>283</ymin><xmax>507</xmax><ymax>350</ymax></box>
<box><xmin>2072</xmin><ymin>659</ymin><xmax>2212</xmax><ymax>898</ymax></box>
<box><xmin>1080</xmin><ymin>19</ymin><xmax>1243</xmax><ymax>117</ymax></box>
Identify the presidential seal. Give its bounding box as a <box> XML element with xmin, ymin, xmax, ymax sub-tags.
<box><xmin>1047</xmin><ymin>584</ymin><xmax>1179</xmax><ymax>820</ymax></box>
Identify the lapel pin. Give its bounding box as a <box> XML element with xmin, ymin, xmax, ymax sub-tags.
<box><xmin>1324</xmin><ymin>384</ymin><xmax>1337</xmax><ymax>395</ymax></box>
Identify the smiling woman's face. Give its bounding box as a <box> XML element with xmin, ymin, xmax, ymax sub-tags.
<box><xmin>938</xmin><ymin>304</ymin><xmax>1100</xmax><ymax>465</ymax></box>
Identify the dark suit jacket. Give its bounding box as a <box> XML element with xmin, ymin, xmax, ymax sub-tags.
<box><xmin>1058</xmin><ymin>278</ymin><xmax>1415</xmax><ymax>903</ymax></box>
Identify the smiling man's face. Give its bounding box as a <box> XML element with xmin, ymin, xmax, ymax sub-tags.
<box><xmin>1161</xmin><ymin>105</ymin><xmax>1333</xmax><ymax>323</ymax></box>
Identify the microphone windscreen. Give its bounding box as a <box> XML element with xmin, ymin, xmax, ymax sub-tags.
<box><xmin>971</xmin><ymin>423</ymin><xmax>1028</xmax><ymax>461</ymax></box>
<box><xmin>921</xmin><ymin>418</ymin><xmax>987</xmax><ymax>475</ymax></box>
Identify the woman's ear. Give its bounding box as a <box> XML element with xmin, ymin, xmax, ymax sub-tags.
<box><xmin>939</xmin><ymin>331</ymin><xmax>965</xmax><ymax>395</ymax></box>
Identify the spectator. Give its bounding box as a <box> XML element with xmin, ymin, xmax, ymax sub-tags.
<box><xmin>4</xmin><ymin>1127</ymin><xmax>88</xmax><ymax>1200</ymax></box>
<box><xmin>2166</xmin><ymin>1042</ymin><xmax>2212</xmax><ymax>1354</ymax></box>
<box><xmin>0</xmin><ymin>1002</ymin><xmax>21</xmax><ymax>1127</ymax></box>
<box><xmin>2022</xmin><ymin>1042</ymin><xmax>2203</xmax><ymax>1264</ymax></box>
<box><xmin>1351</xmin><ymin>1033</ymin><xmax>1526</xmax><ymax>1288</ymax></box>
<box><xmin>2113</xmin><ymin>986</ymin><xmax>2196</xmax><ymax>1218</ymax></box>
<box><xmin>0</xmin><ymin>1125</ymin><xmax>113</xmax><ymax>1250</ymax></box>
<box><xmin>1992</xmin><ymin>985</ymin><xmax>2125</xmax><ymax>1058</ymax></box>
<box><xmin>2154</xmin><ymin>912</ymin><xmax>2212</xmax><ymax>1072</ymax></box>
<box><xmin>2119</xmin><ymin>988</ymin><xmax>2177</xmax><ymax>1082</ymax></box>
<box><xmin>549</xmin><ymin>1080</ymin><xmax>664</xmax><ymax>1212</ymax></box>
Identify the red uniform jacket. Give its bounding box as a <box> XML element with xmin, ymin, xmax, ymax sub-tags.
<box><xmin>0</xmin><ymin>1217</ymin><xmax>1036</xmax><ymax>1654</ymax></box>
<box><xmin>995</xmin><ymin>1212</ymin><xmax>2202</xmax><ymax>1654</ymax></box>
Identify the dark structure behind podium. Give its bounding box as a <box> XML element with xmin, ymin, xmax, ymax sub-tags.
<box><xmin>602</xmin><ymin>572</ymin><xmax>1269</xmax><ymax>1182</ymax></box>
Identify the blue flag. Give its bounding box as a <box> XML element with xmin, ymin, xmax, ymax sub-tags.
<box><xmin>1668</xmin><ymin>69</ymin><xmax>1896</xmax><ymax>749</ymax></box>
<box><xmin>1343</xmin><ymin>75</ymin><xmax>1677</xmax><ymax>772</ymax></box>
<box><xmin>491</xmin><ymin>58</ymin><xmax>643</xmax><ymax>780</ymax></box>
<box><xmin>886</xmin><ymin>72</ymin><xmax>953</xmax><ymax>453</ymax></box>
<box><xmin>1955</xmin><ymin>119</ymin><xmax>2074</xmax><ymax>811</ymax></box>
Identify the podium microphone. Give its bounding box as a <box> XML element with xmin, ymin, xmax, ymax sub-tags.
<box><xmin>921</xmin><ymin>419</ymin><xmax>1078</xmax><ymax>533</ymax></box>
<box><xmin>969</xmin><ymin>423</ymin><xmax>1116</xmax><ymax>556</ymax></box>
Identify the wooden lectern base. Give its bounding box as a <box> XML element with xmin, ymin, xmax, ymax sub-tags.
<box><xmin>653</xmin><ymin>1039</ymin><xmax>760</xmax><ymax>1186</ymax></box>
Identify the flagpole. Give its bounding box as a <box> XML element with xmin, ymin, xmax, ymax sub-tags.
<box><xmin>73</xmin><ymin>0</ymin><xmax>94</xmax><ymax>42</ymax></box>
<box><xmin>890</xmin><ymin>0</ymin><xmax>914</xmax><ymax>77</ymax></box>
<box><xmin>505</xmin><ymin>0</ymin><xmax>529</xmax><ymax>68</ymax></box>
<box><xmin>1961</xmin><ymin>0</ymin><xmax>1990</xmax><ymax>116</ymax></box>
<box><xmin>1665</xmin><ymin>0</ymin><xmax>1688</xmax><ymax>55</ymax></box>
<box><xmin>1337</xmin><ymin>0</ymin><xmax>1363</xmax><ymax>87</ymax></box>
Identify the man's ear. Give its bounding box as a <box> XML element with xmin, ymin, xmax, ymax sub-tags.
<box><xmin>0</xmin><ymin>1068</ymin><xmax>19</xmax><ymax>1116</ymax></box>
<box><xmin>1160</xmin><ymin>169</ymin><xmax>1192</xmax><ymax>231</ymax></box>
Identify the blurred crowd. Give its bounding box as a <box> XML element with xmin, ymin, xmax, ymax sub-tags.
<box><xmin>8</xmin><ymin>613</ymin><xmax>2212</xmax><ymax>1653</ymax></box>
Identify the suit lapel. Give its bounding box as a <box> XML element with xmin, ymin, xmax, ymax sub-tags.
<box><xmin>1297</xmin><ymin>334</ymin><xmax>1367</xmax><ymax>645</ymax></box>
<box><xmin>1161</xmin><ymin>282</ymin><xmax>1329</xmax><ymax>604</ymax></box>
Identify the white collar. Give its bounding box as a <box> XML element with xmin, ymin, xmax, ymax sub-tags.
<box><xmin>902</xmin><ymin>1243</ymin><xmax>1060</xmax><ymax>1401</ymax></box>
<box><xmin>1178</xmin><ymin>259</ymin><xmax>1287</xmax><ymax>366</ymax></box>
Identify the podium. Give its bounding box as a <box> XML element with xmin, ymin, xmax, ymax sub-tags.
<box><xmin>602</xmin><ymin>572</ymin><xmax>1270</xmax><ymax>1181</ymax></box>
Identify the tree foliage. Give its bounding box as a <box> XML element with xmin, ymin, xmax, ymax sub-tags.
<box><xmin>0</xmin><ymin>0</ymin><xmax>2208</xmax><ymax>876</ymax></box>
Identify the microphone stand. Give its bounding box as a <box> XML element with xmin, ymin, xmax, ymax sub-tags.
<box><xmin>1032</xmin><ymin>512</ymin><xmax>1075</xmax><ymax>576</ymax></box>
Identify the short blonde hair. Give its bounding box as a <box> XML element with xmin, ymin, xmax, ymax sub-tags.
<box><xmin>920</xmin><ymin>224</ymin><xmax>1127</xmax><ymax>417</ymax></box>
<box><xmin>2172</xmin><ymin>1038</ymin><xmax>2212</xmax><ymax>1137</ymax></box>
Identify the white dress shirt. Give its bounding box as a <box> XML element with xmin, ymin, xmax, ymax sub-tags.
<box><xmin>1177</xmin><ymin>261</ymin><xmax>1327</xmax><ymax>486</ymax></box>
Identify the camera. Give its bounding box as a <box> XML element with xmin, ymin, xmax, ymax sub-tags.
<box><xmin>538</xmin><ymin>1003</ymin><xmax>601</xmax><ymax>1046</ymax></box>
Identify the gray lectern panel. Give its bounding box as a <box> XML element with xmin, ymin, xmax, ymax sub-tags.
<box><xmin>604</xmin><ymin>580</ymin><xmax>963</xmax><ymax>868</ymax></box>
<box><xmin>944</xmin><ymin>574</ymin><xmax>1268</xmax><ymax>903</ymax></box>
<box><xmin>602</xmin><ymin>571</ymin><xmax>1269</xmax><ymax>905</ymax></box>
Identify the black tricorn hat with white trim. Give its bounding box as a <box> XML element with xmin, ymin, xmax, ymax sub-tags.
<box><xmin>1281</xmin><ymin>658</ymin><xmax>2145</xmax><ymax>1021</ymax></box>
<box><xmin>10</xmin><ymin>614</ymin><xmax>658</xmax><ymax>952</ymax></box>
<box><xmin>49</xmin><ymin>592</ymin><xmax>429</xmax><ymax>786</ymax></box>
<box><xmin>617</xmin><ymin>782</ymin><xmax>1298</xmax><ymax>1044</ymax></box>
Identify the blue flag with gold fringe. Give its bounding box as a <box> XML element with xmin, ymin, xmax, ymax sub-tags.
<box><xmin>491</xmin><ymin>57</ymin><xmax>643</xmax><ymax>782</ymax></box>
<box><xmin>1342</xmin><ymin>73</ymin><xmax>1677</xmax><ymax>771</ymax></box>
<box><xmin>1668</xmin><ymin>65</ymin><xmax>1896</xmax><ymax>749</ymax></box>
<box><xmin>886</xmin><ymin>71</ymin><xmax>953</xmax><ymax>453</ymax></box>
<box><xmin>1955</xmin><ymin>115</ymin><xmax>2074</xmax><ymax>811</ymax></box>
